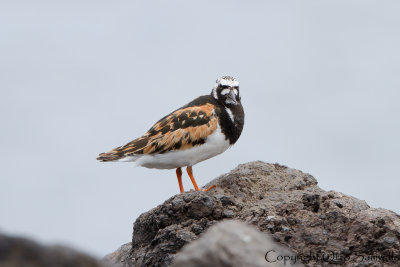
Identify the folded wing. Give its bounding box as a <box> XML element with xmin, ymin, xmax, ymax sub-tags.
<box><xmin>97</xmin><ymin>104</ymin><xmax>218</xmax><ymax>161</ymax></box>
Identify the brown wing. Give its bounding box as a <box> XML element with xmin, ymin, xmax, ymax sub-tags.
<box><xmin>97</xmin><ymin>103</ymin><xmax>218</xmax><ymax>161</ymax></box>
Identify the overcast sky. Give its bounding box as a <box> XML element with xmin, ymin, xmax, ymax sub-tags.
<box><xmin>1</xmin><ymin>0</ymin><xmax>399</xmax><ymax>257</ymax></box>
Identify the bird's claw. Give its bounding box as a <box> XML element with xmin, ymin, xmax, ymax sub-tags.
<box><xmin>201</xmin><ymin>184</ymin><xmax>215</xmax><ymax>192</ymax></box>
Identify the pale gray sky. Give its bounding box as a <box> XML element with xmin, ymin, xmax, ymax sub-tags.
<box><xmin>1</xmin><ymin>0</ymin><xmax>399</xmax><ymax>257</ymax></box>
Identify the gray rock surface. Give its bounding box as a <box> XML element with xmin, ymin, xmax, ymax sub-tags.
<box><xmin>172</xmin><ymin>220</ymin><xmax>302</xmax><ymax>267</ymax></box>
<box><xmin>104</xmin><ymin>243</ymin><xmax>132</xmax><ymax>267</ymax></box>
<box><xmin>108</xmin><ymin>161</ymin><xmax>400</xmax><ymax>266</ymax></box>
<box><xmin>0</xmin><ymin>233</ymin><xmax>107</xmax><ymax>267</ymax></box>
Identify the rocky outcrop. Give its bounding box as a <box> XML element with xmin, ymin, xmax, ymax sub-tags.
<box><xmin>0</xmin><ymin>233</ymin><xmax>107</xmax><ymax>267</ymax></box>
<box><xmin>107</xmin><ymin>161</ymin><xmax>400</xmax><ymax>266</ymax></box>
<box><xmin>172</xmin><ymin>220</ymin><xmax>301</xmax><ymax>267</ymax></box>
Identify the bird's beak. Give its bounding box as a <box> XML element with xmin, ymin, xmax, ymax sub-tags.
<box><xmin>228</xmin><ymin>90</ymin><xmax>237</xmax><ymax>105</ymax></box>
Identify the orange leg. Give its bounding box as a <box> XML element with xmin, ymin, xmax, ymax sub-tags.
<box><xmin>176</xmin><ymin>167</ymin><xmax>184</xmax><ymax>193</ymax></box>
<box><xmin>186</xmin><ymin>166</ymin><xmax>215</xmax><ymax>192</ymax></box>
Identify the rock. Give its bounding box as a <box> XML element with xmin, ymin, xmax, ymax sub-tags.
<box><xmin>0</xmin><ymin>233</ymin><xmax>108</xmax><ymax>267</ymax></box>
<box><xmin>109</xmin><ymin>161</ymin><xmax>400</xmax><ymax>266</ymax></box>
<box><xmin>104</xmin><ymin>243</ymin><xmax>132</xmax><ymax>267</ymax></box>
<box><xmin>172</xmin><ymin>220</ymin><xmax>302</xmax><ymax>267</ymax></box>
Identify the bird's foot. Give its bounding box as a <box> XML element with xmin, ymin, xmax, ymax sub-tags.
<box><xmin>201</xmin><ymin>184</ymin><xmax>215</xmax><ymax>192</ymax></box>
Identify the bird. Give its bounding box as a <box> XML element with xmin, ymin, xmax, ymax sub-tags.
<box><xmin>97</xmin><ymin>76</ymin><xmax>244</xmax><ymax>193</ymax></box>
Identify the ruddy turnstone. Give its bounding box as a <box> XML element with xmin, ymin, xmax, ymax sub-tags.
<box><xmin>97</xmin><ymin>76</ymin><xmax>244</xmax><ymax>193</ymax></box>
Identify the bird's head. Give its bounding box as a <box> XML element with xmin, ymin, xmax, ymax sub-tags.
<box><xmin>212</xmin><ymin>76</ymin><xmax>240</xmax><ymax>106</ymax></box>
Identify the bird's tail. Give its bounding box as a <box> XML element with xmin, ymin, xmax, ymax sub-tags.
<box><xmin>97</xmin><ymin>136</ymin><xmax>149</xmax><ymax>162</ymax></box>
<box><xmin>97</xmin><ymin>147</ymin><xmax>125</xmax><ymax>162</ymax></box>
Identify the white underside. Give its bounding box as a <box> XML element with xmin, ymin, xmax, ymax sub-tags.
<box><xmin>117</xmin><ymin>125</ymin><xmax>230</xmax><ymax>169</ymax></box>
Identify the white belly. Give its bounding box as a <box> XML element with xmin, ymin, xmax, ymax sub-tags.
<box><xmin>119</xmin><ymin>125</ymin><xmax>230</xmax><ymax>169</ymax></box>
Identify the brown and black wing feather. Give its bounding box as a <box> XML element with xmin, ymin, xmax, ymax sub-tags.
<box><xmin>97</xmin><ymin>101</ymin><xmax>218</xmax><ymax>162</ymax></box>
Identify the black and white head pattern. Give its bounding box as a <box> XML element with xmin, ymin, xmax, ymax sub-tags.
<box><xmin>212</xmin><ymin>76</ymin><xmax>240</xmax><ymax>106</ymax></box>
